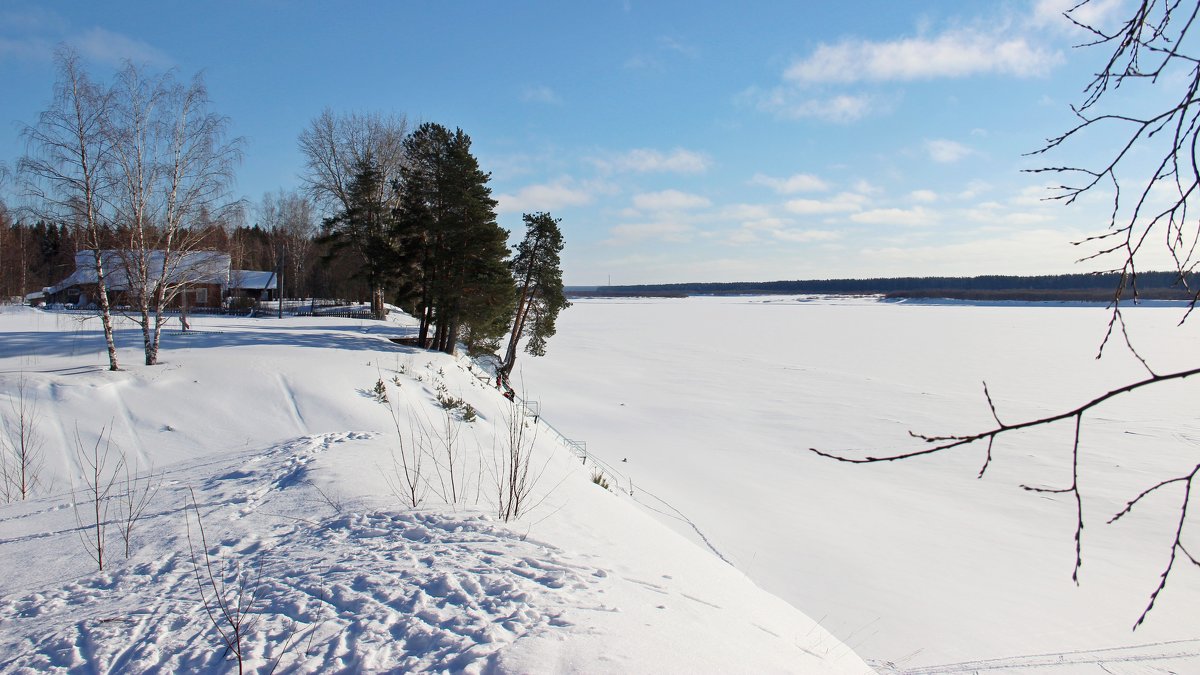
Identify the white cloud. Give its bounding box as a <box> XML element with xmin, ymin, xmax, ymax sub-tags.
<box><xmin>925</xmin><ymin>139</ymin><xmax>973</xmax><ymax>163</ymax></box>
<box><xmin>958</xmin><ymin>180</ymin><xmax>992</xmax><ymax>200</ymax></box>
<box><xmin>853</xmin><ymin>180</ymin><xmax>881</xmax><ymax>195</ymax></box>
<box><xmin>1011</xmin><ymin>184</ymin><xmax>1056</xmax><ymax>206</ymax></box>
<box><xmin>849</xmin><ymin>206</ymin><xmax>938</xmax><ymax>227</ymax></box>
<box><xmin>748</xmin><ymin>88</ymin><xmax>874</xmax><ymax>123</ymax></box>
<box><xmin>594</xmin><ymin>148</ymin><xmax>712</xmax><ymax>174</ymax></box>
<box><xmin>859</xmin><ymin>228</ymin><xmax>1092</xmax><ymax>275</ymax></box>
<box><xmin>658</xmin><ymin>36</ymin><xmax>699</xmax><ymax>59</ymax></box>
<box><xmin>632</xmin><ymin>189</ymin><xmax>711</xmax><ymax>211</ymax></box>
<box><xmin>720</xmin><ymin>204</ymin><xmax>773</xmax><ymax>221</ymax></box>
<box><xmin>910</xmin><ymin>189</ymin><xmax>938</xmax><ymax>203</ymax></box>
<box><xmin>772</xmin><ymin>229</ymin><xmax>841</xmax><ymax>243</ymax></box>
<box><xmin>784</xmin><ymin>192</ymin><xmax>867</xmax><ymax>215</ymax></box>
<box><xmin>608</xmin><ymin>221</ymin><xmax>693</xmax><ymax>243</ymax></box>
<box><xmin>72</xmin><ymin>27</ymin><xmax>171</xmax><ymax>67</ymax></box>
<box><xmin>739</xmin><ymin>217</ymin><xmax>790</xmax><ymax>231</ymax></box>
<box><xmin>964</xmin><ymin>208</ymin><xmax>1053</xmax><ymax>226</ymax></box>
<box><xmin>751</xmin><ymin>172</ymin><xmax>830</xmax><ymax>194</ymax></box>
<box><xmin>520</xmin><ymin>85</ymin><xmax>561</xmax><ymax>105</ymax></box>
<box><xmin>1032</xmin><ymin>0</ymin><xmax>1124</xmax><ymax>32</ymax></box>
<box><xmin>496</xmin><ymin>179</ymin><xmax>595</xmax><ymax>214</ymax></box>
<box><xmin>626</xmin><ymin>35</ymin><xmax>700</xmax><ymax>71</ymax></box>
<box><xmin>785</xmin><ymin>28</ymin><xmax>1060</xmax><ymax>84</ymax></box>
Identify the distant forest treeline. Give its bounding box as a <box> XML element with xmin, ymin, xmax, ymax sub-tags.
<box><xmin>0</xmin><ymin>216</ymin><xmax>356</xmax><ymax>302</ymax></box>
<box><xmin>589</xmin><ymin>272</ymin><xmax>1197</xmax><ymax>301</ymax></box>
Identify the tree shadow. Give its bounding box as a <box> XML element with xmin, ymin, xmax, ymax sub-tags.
<box><xmin>0</xmin><ymin>319</ymin><xmax>428</xmax><ymax>363</ymax></box>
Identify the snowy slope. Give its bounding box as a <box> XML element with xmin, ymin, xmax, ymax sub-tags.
<box><xmin>515</xmin><ymin>296</ymin><xmax>1200</xmax><ymax>674</ymax></box>
<box><xmin>0</xmin><ymin>306</ymin><xmax>871</xmax><ymax>673</ymax></box>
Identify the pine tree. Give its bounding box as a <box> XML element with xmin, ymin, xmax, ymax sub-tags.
<box><xmin>321</xmin><ymin>157</ymin><xmax>398</xmax><ymax>319</ymax></box>
<box><xmin>499</xmin><ymin>212</ymin><xmax>569</xmax><ymax>377</ymax></box>
<box><xmin>397</xmin><ymin>123</ymin><xmax>513</xmax><ymax>354</ymax></box>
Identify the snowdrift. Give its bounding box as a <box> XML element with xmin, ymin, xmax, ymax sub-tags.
<box><xmin>0</xmin><ymin>306</ymin><xmax>871</xmax><ymax>673</ymax></box>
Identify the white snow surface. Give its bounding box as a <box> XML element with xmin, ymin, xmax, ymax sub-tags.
<box><xmin>0</xmin><ymin>306</ymin><xmax>870</xmax><ymax>674</ymax></box>
<box><xmin>513</xmin><ymin>295</ymin><xmax>1200</xmax><ymax>674</ymax></box>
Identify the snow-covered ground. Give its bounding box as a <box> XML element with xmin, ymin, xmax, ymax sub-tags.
<box><xmin>515</xmin><ymin>295</ymin><xmax>1200</xmax><ymax>673</ymax></box>
<box><xmin>0</xmin><ymin>306</ymin><xmax>871</xmax><ymax>673</ymax></box>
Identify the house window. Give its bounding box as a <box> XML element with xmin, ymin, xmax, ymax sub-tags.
<box><xmin>194</xmin><ymin>288</ymin><xmax>207</xmax><ymax>305</ymax></box>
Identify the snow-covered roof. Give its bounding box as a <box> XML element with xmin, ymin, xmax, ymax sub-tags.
<box><xmin>48</xmin><ymin>250</ymin><xmax>231</xmax><ymax>294</ymax></box>
<box><xmin>229</xmin><ymin>270</ymin><xmax>277</xmax><ymax>290</ymax></box>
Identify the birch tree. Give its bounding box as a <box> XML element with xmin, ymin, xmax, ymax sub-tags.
<box><xmin>299</xmin><ymin>109</ymin><xmax>407</xmax><ymax>317</ymax></box>
<box><xmin>106</xmin><ymin>63</ymin><xmax>242</xmax><ymax>365</ymax></box>
<box><xmin>257</xmin><ymin>190</ymin><xmax>316</xmax><ymax>298</ymax></box>
<box><xmin>19</xmin><ymin>48</ymin><xmax>121</xmax><ymax>371</ymax></box>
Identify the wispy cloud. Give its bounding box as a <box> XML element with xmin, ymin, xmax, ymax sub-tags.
<box><xmin>593</xmin><ymin>148</ymin><xmax>712</xmax><ymax>174</ymax></box>
<box><xmin>751</xmin><ymin>172</ymin><xmax>830</xmax><ymax>194</ymax></box>
<box><xmin>657</xmin><ymin>36</ymin><xmax>700</xmax><ymax>59</ymax></box>
<box><xmin>608</xmin><ymin>221</ymin><xmax>693</xmax><ymax>243</ymax></box>
<box><xmin>626</xmin><ymin>34</ymin><xmax>700</xmax><ymax>70</ymax></box>
<box><xmin>632</xmin><ymin>189</ymin><xmax>712</xmax><ymax>211</ymax></box>
<box><xmin>744</xmin><ymin>88</ymin><xmax>875</xmax><ymax>123</ymax></box>
<box><xmin>784</xmin><ymin>192</ymin><xmax>867</xmax><ymax>215</ymax></box>
<box><xmin>771</xmin><ymin>228</ymin><xmax>840</xmax><ymax>243</ymax></box>
<box><xmin>925</xmin><ymin>139</ymin><xmax>973</xmax><ymax>163</ymax></box>
<box><xmin>1031</xmin><ymin>0</ymin><xmax>1124</xmax><ymax>33</ymax></box>
<box><xmin>785</xmin><ymin>28</ymin><xmax>1060</xmax><ymax>83</ymax></box>
<box><xmin>750</xmin><ymin>6</ymin><xmax>1066</xmax><ymax>126</ymax></box>
<box><xmin>72</xmin><ymin>26</ymin><xmax>171</xmax><ymax>68</ymax></box>
<box><xmin>909</xmin><ymin>189</ymin><xmax>938</xmax><ymax>203</ymax></box>
<box><xmin>0</xmin><ymin>11</ymin><xmax>171</xmax><ymax>68</ymax></box>
<box><xmin>849</xmin><ymin>206</ymin><xmax>939</xmax><ymax>227</ymax></box>
<box><xmin>496</xmin><ymin>178</ymin><xmax>596</xmax><ymax>214</ymax></box>
<box><xmin>520</xmin><ymin>84</ymin><xmax>562</xmax><ymax>105</ymax></box>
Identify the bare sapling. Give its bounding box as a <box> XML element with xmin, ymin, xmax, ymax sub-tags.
<box><xmin>426</xmin><ymin>407</ymin><xmax>466</xmax><ymax>505</ymax></box>
<box><xmin>73</xmin><ymin>424</ymin><xmax>123</xmax><ymax>572</ymax></box>
<box><xmin>185</xmin><ymin>487</ymin><xmax>265</xmax><ymax>675</ymax></box>
<box><xmin>117</xmin><ymin>456</ymin><xmax>160</xmax><ymax>560</ymax></box>
<box><xmin>0</xmin><ymin>374</ymin><xmax>45</xmax><ymax>501</ymax></box>
<box><xmin>383</xmin><ymin>403</ymin><xmax>429</xmax><ymax>508</ymax></box>
<box><xmin>491</xmin><ymin>405</ymin><xmax>553</xmax><ymax>522</ymax></box>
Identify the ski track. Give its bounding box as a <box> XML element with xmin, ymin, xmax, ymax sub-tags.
<box><xmin>108</xmin><ymin>384</ymin><xmax>150</xmax><ymax>471</ymax></box>
<box><xmin>0</xmin><ymin>431</ymin><xmax>611</xmax><ymax>673</ymax></box>
<box><xmin>276</xmin><ymin>373</ymin><xmax>308</xmax><ymax>435</ymax></box>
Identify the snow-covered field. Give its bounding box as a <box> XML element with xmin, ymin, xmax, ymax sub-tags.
<box><xmin>515</xmin><ymin>296</ymin><xmax>1200</xmax><ymax>673</ymax></box>
<box><xmin>0</xmin><ymin>306</ymin><xmax>871</xmax><ymax>673</ymax></box>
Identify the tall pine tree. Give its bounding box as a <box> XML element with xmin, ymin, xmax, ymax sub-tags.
<box><xmin>499</xmin><ymin>212</ymin><xmax>568</xmax><ymax>377</ymax></box>
<box><xmin>396</xmin><ymin>123</ymin><xmax>513</xmax><ymax>354</ymax></box>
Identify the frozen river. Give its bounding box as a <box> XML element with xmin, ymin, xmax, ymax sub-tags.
<box><xmin>516</xmin><ymin>295</ymin><xmax>1200</xmax><ymax>671</ymax></box>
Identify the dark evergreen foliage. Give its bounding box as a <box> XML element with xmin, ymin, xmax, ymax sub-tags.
<box><xmin>397</xmin><ymin>123</ymin><xmax>513</xmax><ymax>354</ymax></box>
<box><xmin>500</xmin><ymin>212</ymin><xmax>569</xmax><ymax>376</ymax></box>
<box><xmin>1</xmin><ymin>220</ymin><xmax>77</xmax><ymax>299</ymax></box>
<box><xmin>319</xmin><ymin>157</ymin><xmax>398</xmax><ymax>318</ymax></box>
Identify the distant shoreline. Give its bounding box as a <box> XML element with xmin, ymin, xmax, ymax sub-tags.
<box><xmin>567</xmin><ymin>271</ymin><xmax>1197</xmax><ymax>303</ymax></box>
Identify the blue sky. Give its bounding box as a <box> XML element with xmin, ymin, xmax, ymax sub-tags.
<box><xmin>0</xmin><ymin>0</ymin><xmax>1168</xmax><ymax>284</ymax></box>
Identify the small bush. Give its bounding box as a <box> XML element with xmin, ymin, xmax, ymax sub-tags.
<box><xmin>373</xmin><ymin>379</ymin><xmax>389</xmax><ymax>404</ymax></box>
<box><xmin>436</xmin><ymin>392</ymin><xmax>477</xmax><ymax>422</ymax></box>
<box><xmin>591</xmin><ymin>470</ymin><xmax>610</xmax><ymax>491</ymax></box>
